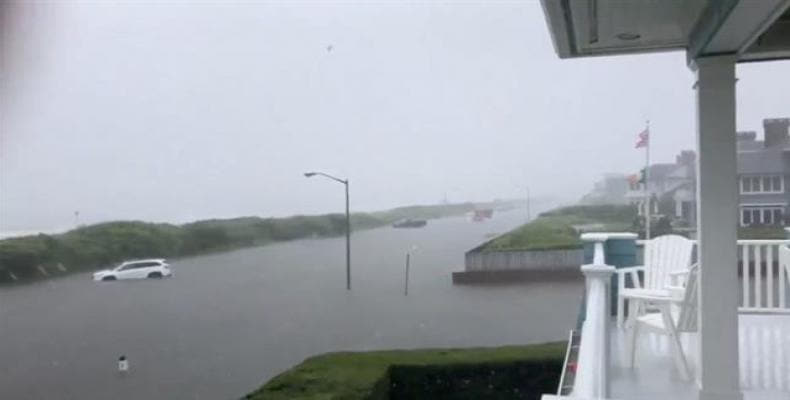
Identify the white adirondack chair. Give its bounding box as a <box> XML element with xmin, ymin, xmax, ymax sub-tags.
<box><xmin>624</xmin><ymin>263</ymin><xmax>699</xmax><ymax>381</ymax></box>
<box><xmin>615</xmin><ymin>234</ymin><xmax>695</xmax><ymax>328</ymax></box>
<box><xmin>780</xmin><ymin>245</ymin><xmax>790</xmax><ymax>309</ymax></box>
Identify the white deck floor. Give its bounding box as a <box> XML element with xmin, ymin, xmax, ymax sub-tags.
<box><xmin>610</xmin><ymin>314</ymin><xmax>790</xmax><ymax>400</ymax></box>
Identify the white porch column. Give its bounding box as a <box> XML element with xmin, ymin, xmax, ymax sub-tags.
<box><xmin>694</xmin><ymin>55</ymin><xmax>742</xmax><ymax>400</ymax></box>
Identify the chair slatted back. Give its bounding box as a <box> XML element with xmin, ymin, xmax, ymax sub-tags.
<box><xmin>643</xmin><ymin>235</ymin><xmax>695</xmax><ymax>291</ymax></box>
<box><xmin>780</xmin><ymin>245</ymin><xmax>790</xmax><ymax>308</ymax></box>
<box><xmin>676</xmin><ymin>264</ymin><xmax>699</xmax><ymax>333</ymax></box>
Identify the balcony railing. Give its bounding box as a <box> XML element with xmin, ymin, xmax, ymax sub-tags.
<box><xmin>738</xmin><ymin>240</ymin><xmax>790</xmax><ymax>313</ymax></box>
<box><xmin>543</xmin><ymin>236</ymin><xmax>616</xmax><ymax>400</ymax></box>
<box><xmin>634</xmin><ymin>239</ymin><xmax>790</xmax><ymax>313</ymax></box>
<box><xmin>545</xmin><ymin>236</ymin><xmax>790</xmax><ymax>400</ymax></box>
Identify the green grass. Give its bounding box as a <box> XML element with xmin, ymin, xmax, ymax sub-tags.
<box><xmin>480</xmin><ymin>204</ymin><xmax>637</xmax><ymax>252</ymax></box>
<box><xmin>245</xmin><ymin>342</ymin><xmax>565</xmax><ymax>400</ymax></box>
<box><xmin>481</xmin><ymin>217</ymin><xmax>583</xmax><ymax>251</ymax></box>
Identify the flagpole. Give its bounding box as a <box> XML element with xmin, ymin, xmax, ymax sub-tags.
<box><xmin>645</xmin><ymin>120</ymin><xmax>651</xmax><ymax>240</ymax></box>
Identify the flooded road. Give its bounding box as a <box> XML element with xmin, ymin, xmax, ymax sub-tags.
<box><xmin>0</xmin><ymin>209</ymin><xmax>583</xmax><ymax>399</ymax></box>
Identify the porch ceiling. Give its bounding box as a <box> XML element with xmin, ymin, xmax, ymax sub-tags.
<box><xmin>541</xmin><ymin>0</ymin><xmax>790</xmax><ymax>64</ymax></box>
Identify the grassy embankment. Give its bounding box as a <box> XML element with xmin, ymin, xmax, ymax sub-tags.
<box><xmin>245</xmin><ymin>342</ymin><xmax>565</xmax><ymax>400</ymax></box>
<box><xmin>478</xmin><ymin>204</ymin><xmax>787</xmax><ymax>252</ymax></box>
<box><xmin>0</xmin><ymin>202</ymin><xmax>495</xmax><ymax>283</ymax></box>
<box><xmin>480</xmin><ymin>204</ymin><xmax>636</xmax><ymax>252</ymax></box>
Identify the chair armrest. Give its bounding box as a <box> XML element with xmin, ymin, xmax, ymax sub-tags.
<box><xmin>621</xmin><ymin>291</ymin><xmax>679</xmax><ymax>304</ymax></box>
<box><xmin>668</xmin><ymin>263</ymin><xmax>697</xmax><ymax>286</ymax></box>
<box><xmin>666</xmin><ymin>285</ymin><xmax>685</xmax><ymax>298</ymax></box>
<box><xmin>615</xmin><ymin>266</ymin><xmax>645</xmax><ymax>275</ymax></box>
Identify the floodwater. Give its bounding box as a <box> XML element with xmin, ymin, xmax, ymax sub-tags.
<box><xmin>0</xmin><ymin>209</ymin><xmax>583</xmax><ymax>399</ymax></box>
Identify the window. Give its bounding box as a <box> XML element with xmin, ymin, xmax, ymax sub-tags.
<box><xmin>741</xmin><ymin>206</ymin><xmax>785</xmax><ymax>226</ymax></box>
<box><xmin>138</xmin><ymin>262</ymin><xmax>159</xmax><ymax>268</ymax></box>
<box><xmin>740</xmin><ymin>175</ymin><xmax>784</xmax><ymax>194</ymax></box>
<box><xmin>121</xmin><ymin>262</ymin><xmax>156</xmax><ymax>270</ymax></box>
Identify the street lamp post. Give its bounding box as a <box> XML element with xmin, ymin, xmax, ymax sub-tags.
<box><xmin>304</xmin><ymin>171</ymin><xmax>351</xmax><ymax>291</ymax></box>
<box><xmin>526</xmin><ymin>186</ymin><xmax>531</xmax><ymax>222</ymax></box>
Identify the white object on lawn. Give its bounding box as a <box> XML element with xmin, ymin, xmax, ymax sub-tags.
<box><xmin>118</xmin><ymin>355</ymin><xmax>129</xmax><ymax>373</ymax></box>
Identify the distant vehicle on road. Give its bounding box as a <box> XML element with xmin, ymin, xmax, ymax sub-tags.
<box><xmin>392</xmin><ymin>218</ymin><xmax>428</xmax><ymax>228</ymax></box>
<box><xmin>471</xmin><ymin>209</ymin><xmax>494</xmax><ymax>222</ymax></box>
<box><xmin>93</xmin><ymin>259</ymin><xmax>172</xmax><ymax>281</ymax></box>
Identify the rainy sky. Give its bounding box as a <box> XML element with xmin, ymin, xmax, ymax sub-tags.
<box><xmin>1</xmin><ymin>1</ymin><xmax>789</xmax><ymax>233</ymax></box>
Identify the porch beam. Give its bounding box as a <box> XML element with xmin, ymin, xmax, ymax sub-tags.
<box><xmin>687</xmin><ymin>0</ymin><xmax>790</xmax><ymax>65</ymax></box>
<box><xmin>693</xmin><ymin>55</ymin><xmax>742</xmax><ymax>400</ymax></box>
<box><xmin>686</xmin><ymin>0</ymin><xmax>739</xmax><ymax>63</ymax></box>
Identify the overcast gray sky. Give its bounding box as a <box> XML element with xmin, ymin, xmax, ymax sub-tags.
<box><xmin>1</xmin><ymin>1</ymin><xmax>788</xmax><ymax>233</ymax></box>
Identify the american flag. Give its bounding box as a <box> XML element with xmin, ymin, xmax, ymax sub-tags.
<box><xmin>635</xmin><ymin>128</ymin><xmax>649</xmax><ymax>148</ymax></box>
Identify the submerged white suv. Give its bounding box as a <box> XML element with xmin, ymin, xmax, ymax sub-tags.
<box><xmin>93</xmin><ymin>259</ymin><xmax>172</xmax><ymax>281</ymax></box>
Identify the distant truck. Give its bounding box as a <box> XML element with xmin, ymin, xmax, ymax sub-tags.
<box><xmin>472</xmin><ymin>209</ymin><xmax>494</xmax><ymax>221</ymax></box>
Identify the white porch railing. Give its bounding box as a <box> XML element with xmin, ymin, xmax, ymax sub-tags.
<box><xmin>543</xmin><ymin>236</ymin><xmax>617</xmax><ymax>400</ymax></box>
<box><xmin>574</xmin><ymin>262</ymin><xmax>614</xmax><ymax>398</ymax></box>
<box><xmin>738</xmin><ymin>240</ymin><xmax>790</xmax><ymax>313</ymax></box>
<box><xmin>544</xmin><ymin>236</ymin><xmax>790</xmax><ymax>400</ymax></box>
<box><xmin>635</xmin><ymin>239</ymin><xmax>790</xmax><ymax>313</ymax></box>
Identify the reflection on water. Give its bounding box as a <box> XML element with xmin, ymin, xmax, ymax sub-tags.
<box><xmin>0</xmin><ymin>209</ymin><xmax>583</xmax><ymax>400</ymax></box>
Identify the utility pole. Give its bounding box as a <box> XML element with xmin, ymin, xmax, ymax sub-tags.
<box><xmin>404</xmin><ymin>252</ymin><xmax>410</xmax><ymax>296</ymax></box>
<box><xmin>344</xmin><ymin>180</ymin><xmax>351</xmax><ymax>291</ymax></box>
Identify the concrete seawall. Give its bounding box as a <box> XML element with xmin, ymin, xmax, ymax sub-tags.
<box><xmin>464</xmin><ymin>248</ymin><xmax>583</xmax><ymax>272</ymax></box>
<box><xmin>453</xmin><ymin>237</ymin><xmax>584</xmax><ymax>284</ymax></box>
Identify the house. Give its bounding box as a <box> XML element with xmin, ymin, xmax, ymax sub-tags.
<box><xmin>626</xmin><ymin>118</ymin><xmax>790</xmax><ymax>228</ymax></box>
<box><xmin>626</xmin><ymin>150</ymin><xmax>696</xmax><ymax>225</ymax></box>
<box><xmin>737</xmin><ymin>118</ymin><xmax>790</xmax><ymax>226</ymax></box>
<box><xmin>581</xmin><ymin>173</ymin><xmax>630</xmax><ymax>205</ymax></box>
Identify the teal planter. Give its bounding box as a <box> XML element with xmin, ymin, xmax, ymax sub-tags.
<box><xmin>582</xmin><ymin>238</ymin><xmax>637</xmax><ymax>267</ymax></box>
